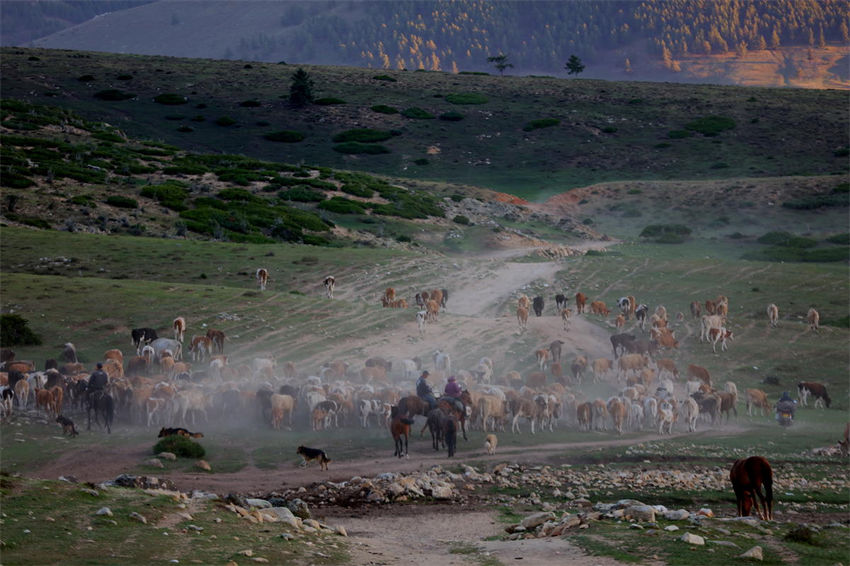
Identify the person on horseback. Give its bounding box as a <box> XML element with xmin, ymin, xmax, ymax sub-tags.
<box><xmin>443</xmin><ymin>375</ymin><xmax>465</xmax><ymax>413</ymax></box>
<box><xmin>88</xmin><ymin>363</ymin><xmax>108</xmax><ymax>392</ymax></box>
<box><xmin>416</xmin><ymin>370</ymin><xmax>436</xmax><ymax>411</ymax></box>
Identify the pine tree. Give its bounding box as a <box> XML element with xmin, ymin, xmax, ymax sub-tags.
<box><xmin>289</xmin><ymin>68</ymin><xmax>314</xmax><ymax>107</ymax></box>
<box><xmin>487</xmin><ymin>53</ymin><xmax>513</xmax><ymax>75</ymax></box>
<box><xmin>565</xmin><ymin>54</ymin><xmax>585</xmax><ymax>75</ymax></box>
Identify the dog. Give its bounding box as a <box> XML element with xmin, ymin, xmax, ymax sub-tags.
<box><xmin>484</xmin><ymin>433</ymin><xmax>498</xmax><ymax>455</ymax></box>
<box><xmin>56</xmin><ymin>415</ymin><xmax>78</xmax><ymax>437</ymax></box>
<box><xmin>158</xmin><ymin>426</ymin><xmax>204</xmax><ymax>439</ymax></box>
<box><xmin>297</xmin><ymin>445</ymin><xmax>330</xmax><ymax>470</ymax></box>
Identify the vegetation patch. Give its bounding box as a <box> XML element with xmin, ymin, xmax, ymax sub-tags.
<box><xmin>239</xmin><ymin>99</ymin><xmax>261</xmax><ymax>107</ymax></box>
<box><xmin>93</xmin><ymin>89</ymin><xmax>135</xmax><ymax>101</ymax></box>
<box><xmin>401</xmin><ymin>107</ymin><xmax>435</xmax><ymax>119</ymax></box>
<box><xmin>140</xmin><ymin>181</ymin><xmax>190</xmax><ymax>212</ymax></box>
<box><xmin>445</xmin><ymin>92</ymin><xmax>488</xmax><ymax>105</ymax></box>
<box><xmin>685</xmin><ymin>115</ymin><xmax>736</xmax><ymax>136</ymax></box>
<box><xmin>523</xmin><ymin>118</ymin><xmax>560</xmax><ymax>131</ymax></box>
<box><xmin>332</xmin><ymin>129</ymin><xmax>394</xmax><ymax>143</ymax></box>
<box><xmin>215</xmin><ymin>116</ymin><xmax>237</xmax><ymax>127</ymax></box>
<box><xmin>756</xmin><ymin>231</ymin><xmax>817</xmax><ymax>248</ymax></box>
<box><xmin>332</xmin><ymin>142</ymin><xmax>390</xmax><ymax>154</ymax></box>
<box><xmin>280</xmin><ymin>186</ymin><xmax>326</xmax><ymax>202</ymax></box>
<box><xmin>318</xmin><ymin>196</ymin><xmax>368</xmax><ymax>214</ymax></box>
<box><xmin>371</xmin><ymin>104</ymin><xmax>399</xmax><ymax>114</ymax></box>
<box><xmin>263</xmin><ymin>130</ymin><xmax>305</xmax><ymax>143</ymax></box>
<box><xmin>0</xmin><ymin>313</ymin><xmax>43</xmax><ymax>346</ymax></box>
<box><xmin>640</xmin><ymin>223</ymin><xmax>691</xmax><ymax>243</ymax></box>
<box><xmin>105</xmin><ymin>195</ymin><xmax>138</xmax><ymax>209</ymax></box>
<box><xmin>153</xmin><ymin>93</ymin><xmax>188</xmax><ymax>105</ymax></box>
<box><xmin>314</xmin><ymin>97</ymin><xmax>346</xmax><ymax>105</ymax></box>
<box><xmin>152</xmin><ymin>435</ymin><xmax>205</xmax><ymax>458</ymax></box>
<box><xmin>372</xmin><ymin>74</ymin><xmax>397</xmax><ymax>82</ymax></box>
<box><xmin>667</xmin><ymin>129</ymin><xmax>693</xmax><ymax>139</ymax></box>
<box><xmin>439</xmin><ymin>111</ymin><xmax>464</xmax><ymax>121</ymax></box>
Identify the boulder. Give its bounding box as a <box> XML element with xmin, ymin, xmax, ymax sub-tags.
<box><xmin>680</xmin><ymin>532</ymin><xmax>705</xmax><ymax>545</ymax></box>
<box><xmin>739</xmin><ymin>546</ymin><xmax>763</xmax><ymax>561</ymax></box>
<box><xmin>521</xmin><ymin>511</ymin><xmax>556</xmax><ymax>529</ymax></box>
<box><xmin>287</xmin><ymin>498</ymin><xmax>311</xmax><ymax>519</ymax></box>
<box><xmin>624</xmin><ymin>505</ymin><xmax>656</xmax><ymax>522</ymax></box>
<box><xmin>663</xmin><ymin>509</ymin><xmax>690</xmax><ymax>521</ymax></box>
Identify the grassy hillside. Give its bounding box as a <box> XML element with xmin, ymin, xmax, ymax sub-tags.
<box><xmin>2</xmin><ymin>47</ymin><xmax>847</xmax><ymax>201</ymax></box>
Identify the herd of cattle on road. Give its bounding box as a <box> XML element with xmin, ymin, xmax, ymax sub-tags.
<box><xmin>0</xmin><ymin>276</ymin><xmax>840</xmax><ymax>460</ymax></box>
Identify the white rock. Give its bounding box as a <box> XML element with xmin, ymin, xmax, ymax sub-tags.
<box><xmin>665</xmin><ymin>525</ymin><xmax>679</xmax><ymax>532</ymax></box>
<box><xmin>522</xmin><ymin>511</ymin><xmax>556</xmax><ymax>529</ymax></box>
<box><xmin>680</xmin><ymin>532</ymin><xmax>705</xmax><ymax>545</ymax></box>
<box><xmin>95</xmin><ymin>507</ymin><xmax>113</xmax><ymax>516</ymax></box>
<box><xmin>739</xmin><ymin>546</ymin><xmax>763</xmax><ymax>561</ymax></box>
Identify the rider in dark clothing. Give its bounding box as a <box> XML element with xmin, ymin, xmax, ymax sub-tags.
<box><xmin>775</xmin><ymin>390</ymin><xmax>796</xmax><ymax>421</ymax></box>
<box><xmin>443</xmin><ymin>376</ymin><xmax>464</xmax><ymax>413</ymax></box>
<box><xmin>88</xmin><ymin>363</ymin><xmax>109</xmax><ymax>393</ymax></box>
<box><xmin>416</xmin><ymin>371</ymin><xmax>436</xmax><ymax>410</ymax></box>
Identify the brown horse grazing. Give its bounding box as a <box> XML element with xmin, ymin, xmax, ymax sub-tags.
<box><xmin>730</xmin><ymin>456</ymin><xmax>774</xmax><ymax>521</ymax></box>
<box><xmin>389</xmin><ymin>406</ymin><xmax>414</xmax><ymax>458</ymax></box>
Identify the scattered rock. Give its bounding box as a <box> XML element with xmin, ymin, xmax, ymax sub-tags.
<box><xmin>95</xmin><ymin>507</ymin><xmax>112</xmax><ymax>516</ymax></box>
<box><xmin>680</xmin><ymin>532</ymin><xmax>705</xmax><ymax>545</ymax></box>
<box><xmin>196</xmin><ymin>460</ymin><xmax>211</xmax><ymax>471</ymax></box>
<box><xmin>521</xmin><ymin>511</ymin><xmax>556</xmax><ymax>529</ymax></box>
<box><xmin>739</xmin><ymin>546</ymin><xmax>763</xmax><ymax>561</ymax></box>
<box><xmin>157</xmin><ymin>452</ymin><xmax>177</xmax><ymax>461</ymax></box>
<box><xmin>129</xmin><ymin>511</ymin><xmax>147</xmax><ymax>524</ymax></box>
<box><xmin>145</xmin><ymin>458</ymin><xmax>164</xmax><ymax>469</ymax></box>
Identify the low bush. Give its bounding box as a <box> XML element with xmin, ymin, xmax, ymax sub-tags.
<box><xmin>401</xmin><ymin>107</ymin><xmax>435</xmax><ymax>119</ymax></box>
<box><xmin>371</xmin><ymin>104</ymin><xmax>399</xmax><ymax>114</ymax></box>
<box><xmin>453</xmin><ymin>214</ymin><xmax>471</xmax><ymax>225</ymax></box>
<box><xmin>332</xmin><ymin>129</ymin><xmax>393</xmax><ymax>143</ymax></box>
<box><xmin>153</xmin><ymin>436</ymin><xmax>205</xmax><ymax>458</ymax></box>
<box><xmin>445</xmin><ymin>92</ymin><xmax>488</xmax><ymax>105</ymax></box>
<box><xmin>601</xmin><ymin>126</ymin><xmax>618</xmax><ymax>133</ymax></box>
<box><xmin>439</xmin><ymin>111</ymin><xmax>464</xmax><ymax>121</ymax></box>
<box><xmin>77</xmin><ymin>74</ymin><xmax>95</xmax><ymax>82</ymax></box>
<box><xmin>280</xmin><ymin>187</ymin><xmax>326</xmax><ymax>202</ymax></box>
<box><xmin>141</xmin><ymin>181</ymin><xmax>189</xmax><ymax>211</ymax></box>
<box><xmin>239</xmin><ymin>99</ymin><xmax>261</xmax><ymax>107</ymax></box>
<box><xmin>414</xmin><ymin>158</ymin><xmax>429</xmax><ymax>165</ymax></box>
<box><xmin>640</xmin><ymin>224</ymin><xmax>691</xmax><ymax>243</ymax></box>
<box><xmin>0</xmin><ymin>314</ymin><xmax>42</xmax><ymax>346</ymax></box>
<box><xmin>154</xmin><ymin>93</ymin><xmax>188</xmax><ymax>105</ymax></box>
<box><xmin>685</xmin><ymin>115</ymin><xmax>736</xmax><ymax>136</ymax></box>
<box><xmin>318</xmin><ymin>196</ymin><xmax>367</xmax><ymax>214</ymax></box>
<box><xmin>523</xmin><ymin>118</ymin><xmax>560</xmax><ymax>131</ymax></box>
<box><xmin>332</xmin><ymin>142</ymin><xmax>390</xmax><ymax>154</ymax></box>
<box><xmin>263</xmin><ymin>130</ymin><xmax>305</xmax><ymax>143</ymax></box>
<box><xmin>94</xmin><ymin>89</ymin><xmax>136</xmax><ymax>101</ymax></box>
<box><xmin>105</xmin><ymin>195</ymin><xmax>138</xmax><ymax>208</ymax></box>
<box><xmin>215</xmin><ymin>116</ymin><xmax>237</xmax><ymax>127</ymax></box>
<box><xmin>825</xmin><ymin>233</ymin><xmax>850</xmax><ymax>245</ymax></box>
<box><xmin>756</xmin><ymin>231</ymin><xmax>817</xmax><ymax>248</ymax></box>
<box><xmin>372</xmin><ymin>74</ymin><xmax>397</xmax><ymax>82</ymax></box>
<box><xmin>667</xmin><ymin>129</ymin><xmax>692</xmax><ymax>139</ymax></box>
<box><xmin>782</xmin><ymin>193</ymin><xmax>848</xmax><ymax>210</ymax></box>
<box><xmin>314</xmin><ymin>97</ymin><xmax>346</xmax><ymax>105</ymax></box>
<box><xmin>1</xmin><ymin>173</ymin><xmax>35</xmax><ymax>188</ymax></box>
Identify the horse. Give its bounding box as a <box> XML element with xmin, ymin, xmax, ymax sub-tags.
<box><xmin>86</xmin><ymin>390</ymin><xmax>115</xmax><ymax>434</ymax></box>
<box><xmin>389</xmin><ymin>406</ymin><xmax>413</xmax><ymax>458</ymax></box>
<box><xmin>730</xmin><ymin>456</ymin><xmax>773</xmax><ymax>521</ymax></box>
<box><xmin>424</xmin><ymin>407</ymin><xmax>458</xmax><ymax>457</ymax></box>
<box><xmin>397</xmin><ymin>395</ymin><xmax>430</xmax><ymax>419</ymax></box>
<box><xmin>436</xmin><ymin>390</ymin><xmax>472</xmax><ymax>441</ymax></box>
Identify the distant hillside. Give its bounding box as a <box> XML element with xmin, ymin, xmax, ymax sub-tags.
<box><xmin>11</xmin><ymin>0</ymin><xmax>850</xmax><ymax>88</ymax></box>
<box><xmin>2</xmin><ymin>47</ymin><xmax>847</xmax><ymax>201</ymax></box>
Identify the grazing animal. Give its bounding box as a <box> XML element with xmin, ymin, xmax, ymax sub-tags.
<box><xmin>555</xmin><ymin>294</ymin><xmax>568</xmax><ymax>311</ymax></box>
<box><xmin>589</xmin><ymin>300</ymin><xmax>610</xmax><ymax>316</ymax></box>
<box><xmin>389</xmin><ymin>406</ymin><xmax>413</xmax><ymax>458</ymax></box>
<box><xmin>158</xmin><ymin>427</ymin><xmax>204</xmax><ymax>438</ymax></box>
<box><xmin>517</xmin><ymin>294</ymin><xmax>530</xmax><ymax>309</ymax></box>
<box><xmin>575</xmin><ymin>292</ymin><xmax>587</xmax><ymax>314</ymax></box>
<box><xmin>576</xmin><ymin>401</ymin><xmax>592</xmax><ymax>431</ymax></box>
<box><xmin>687</xmin><ymin>364</ymin><xmax>712</xmax><ymax>387</ymax></box>
<box><xmin>767</xmin><ymin>303</ymin><xmax>779</xmax><ymax>328</ymax></box>
<box><xmin>206</xmin><ymin>329</ymin><xmax>225</xmax><ymax>354</ymax></box>
<box><xmin>634</xmin><ymin>304</ymin><xmax>649</xmax><ymax>330</ymax></box>
<box><xmin>610</xmin><ymin>333</ymin><xmax>636</xmax><ymax>359</ymax></box>
<box><xmin>256</xmin><ymin>268</ymin><xmax>269</xmax><ymax>291</ymax></box>
<box><xmin>532</xmin><ymin>296</ymin><xmax>545</xmax><ymax>317</ymax></box>
<box><xmin>56</xmin><ymin>415</ymin><xmax>79</xmax><ymax>437</ymax></box>
<box><xmin>549</xmin><ymin>339</ymin><xmax>565</xmax><ymax>363</ymax></box>
<box><xmin>323</xmin><ymin>275</ymin><xmax>336</xmax><ymax>299</ymax></box>
<box><xmin>746</xmin><ymin>389</ymin><xmax>771</xmax><ymax>417</ymax></box>
<box><xmin>172</xmin><ymin>316</ymin><xmax>186</xmax><ymax>343</ymax></box>
<box><xmin>425</xmin><ymin>299</ymin><xmax>440</xmax><ymax>322</ymax></box>
<box><xmin>297</xmin><ymin>445</ymin><xmax>331</xmax><ymax>470</ymax></box>
<box><xmin>485</xmin><ymin>433</ymin><xmax>498</xmax><ymax>455</ymax></box>
<box><xmin>149</xmin><ymin>338</ymin><xmax>183</xmax><ymax>362</ymax></box>
<box><xmin>131</xmin><ymin>328</ymin><xmax>158</xmax><ymax>354</ymax></box>
<box><xmin>681</xmin><ymin>397</ymin><xmax>700</xmax><ymax>432</ymax></box>
<box><xmin>516</xmin><ymin>306</ymin><xmax>529</xmax><ymax>331</ymax></box>
<box><xmin>535</xmin><ymin>348</ymin><xmax>551</xmax><ymax>371</ymax></box>
<box><xmin>730</xmin><ymin>456</ymin><xmax>774</xmax><ymax>521</ymax></box>
<box><xmin>61</xmin><ymin>342</ymin><xmax>78</xmax><ymax>363</ymax></box>
<box><xmin>608</xmin><ymin>397</ymin><xmax>627</xmax><ymax>435</ymax></box>
<box><xmin>656</xmin><ymin>358</ymin><xmax>679</xmax><ymax>380</ymax></box>
<box><xmin>440</xmin><ymin>289</ymin><xmax>449</xmax><ymax>309</ymax></box>
<box><xmin>614</xmin><ymin>314</ymin><xmax>625</xmax><ymax>329</ymax></box>
<box><xmin>797</xmin><ymin>381</ymin><xmax>831</xmax><ymax>409</ymax></box>
<box><xmin>709</xmin><ymin>327</ymin><xmax>733</xmax><ymax>353</ymax></box>
<box><xmin>270</xmin><ymin>394</ymin><xmax>296</xmax><ymax>429</ymax></box>
<box><xmin>86</xmin><ymin>390</ymin><xmax>114</xmax><ymax>434</ymax></box>
<box><xmin>416</xmin><ymin>310</ymin><xmax>427</xmax><ymax>335</ymax></box>
<box><xmin>690</xmin><ymin>301</ymin><xmax>702</xmax><ymax>319</ymax></box>
<box><xmin>560</xmin><ymin>308</ymin><xmax>572</xmax><ymax>329</ymax></box>
<box><xmin>189</xmin><ymin>335</ymin><xmax>212</xmax><ymax>362</ymax></box>
<box><xmin>700</xmin><ymin>314</ymin><xmax>725</xmax><ymax>343</ymax></box>
<box><xmin>592</xmin><ymin>358</ymin><xmax>612</xmax><ymax>382</ymax></box>
<box><xmin>807</xmin><ymin>308</ymin><xmax>820</xmax><ymax>332</ymax></box>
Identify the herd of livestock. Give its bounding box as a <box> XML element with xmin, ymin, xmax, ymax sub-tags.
<box><xmin>0</xmin><ymin>282</ymin><xmax>834</xmax><ymax>460</ymax></box>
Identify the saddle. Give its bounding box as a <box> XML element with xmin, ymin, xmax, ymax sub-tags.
<box><xmin>438</xmin><ymin>396</ymin><xmax>465</xmax><ymax>413</ymax></box>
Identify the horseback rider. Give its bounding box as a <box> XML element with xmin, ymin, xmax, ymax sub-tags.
<box><xmin>416</xmin><ymin>370</ymin><xmax>437</xmax><ymax>411</ymax></box>
<box><xmin>87</xmin><ymin>362</ymin><xmax>109</xmax><ymax>397</ymax></box>
<box><xmin>443</xmin><ymin>375</ymin><xmax>465</xmax><ymax>413</ymax></box>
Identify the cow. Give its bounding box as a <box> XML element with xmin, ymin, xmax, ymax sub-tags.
<box><xmin>149</xmin><ymin>337</ymin><xmax>182</xmax><ymax>362</ymax></box>
<box><xmin>687</xmin><ymin>364</ymin><xmax>711</xmax><ymax>387</ymax></box>
<box><xmin>618</xmin><ymin>354</ymin><xmax>650</xmax><ymax>380</ymax></box>
<box><xmin>131</xmin><ymin>328</ymin><xmax>158</xmax><ymax>354</ymax></box>
<box><xmin>656</xmin><ymin>358</ymin><xmax>679</xmax><ymax>380</ymax></box>
<box><xmin>517</xmin><ymin>306</ymin><xmax>529</xmax><ymax>331</ymax></box>
<box><xmin>382</xmin><ymin>287</ymin><xmax>396</xmax><ymax>307</ymax></box>
<box><xmin>797</xmin><ymin>381</ymin><xmax>831</xmax><ymax>409</ymax></box>
<box><xmin>429</xmin><ymin>290</ymin><xmax>444</xmax><ymax>310</ymax></box>
<box><xmin>575</xmin><ymin>292</ymin><xmax>587</xmax><ymax>314</ymax></box>
<box><xmin>433</xmin><ymin>349</ymin><xmax>451</xmax><ymax>374</ymax></box>
<box><xmin>767</xmin><ymin>303</ymin><xmax>779</xmax><ymax>328</ymax></box>
<box><xmin>571</xmin><ymin>355</ymin><xmax>588</xmax><ymax>384</ymax></box>
<box><xmin>617</xmin><ymin>297</ymin><xmax>632</xmax><ymax>320</ymax></box>
<box><xmin>440</xmin><ymin>289</ymin><xmax>449</xmax><ymax>309</ymax></box>
<box><xmin>657</xmin><ymin>400</ymin><xmax>675</xmax><ymax>434</ymax></box>
<box><xmin>576</xmin><ymin>401</ymin><xmax>592</xmax><ymax>431</ymax></box>
<box><xmin>560</xmin><ymin>308</ymin><xmax>572</xmax><ymax>330</ymax></box>
<box><xmin>700</xmin><ymin>314</ymin><xmax>725</xmax><ymax>343</ymax></box>
<box><xmin>807</xmin><ymin>308</ymin><xmax>820</xmax><ymax>332</ymax></box>
<box><xmin>61</xmin><ymin>342</ymin><xmax>78</xmax><ymax>363</ymax></box>
<box><xmin>549</xmin><ymin>340</ymin><xmax>564</xmax><ymax>363</ymax></box>
<box><xmin>416</xmin><ymin>310</ymin><xmax>427</xmax><ymax>336</ymax></box>
<box><xmin>478</xmin><ymin>394</ymin><xmax>509</xmax><ymax>433</ymax></box>
<box><xmin>730</xmin><ymin>456</ymin><xmax>773</xmax><ymax>521</ymax></box>
<box><xmin>425</xmin><ymin>299</ymin><xmax>440</xmax><ymax>322</ymax></box>
<box><xmin>173</xmin><ymin>316</ymin><xmax>186</xmax><ymax>343</ymax></box>
<box><xmin>608</xmin><ymin>397</ymin><xmax>627</xmax><ymax>434</ymax></box>
<box><xmin>680</xmin><ymin>397</ymin><xmax>699</xmax><ymax>432</ymax></box>
<box><xmin>592</xmin><ymin>358</ymin><xmax>613</xmax><ymax>382</ymax></box>
<box><xmin>611</xmin><ymin>333</ymin><xmax>636</xmax><ymax>358</ymax></box>
<box><xmin>256</xmin><ymin>268</ymin><xmax>269</xmax><ymax>291</ymax></box>
<box><xmin>634</xmin><ymin>304</ymin><xmax>649</xmax><ymax>330</ymax></box>
<box><xmin>614</xmin><ymin>314</ymin><xmax>625</xmax><ymax>329</ymax></box>
<box><xmin>535</xmin><ymin>349</ymin><xmax>551</xmax><ymax>371</ymax></box>
<box><xmin>709</xmin><ymin>327</ymin><xmax>733</xmax><ymax>353</ymax></box>
<box><xmin>188</xmin><ymin>335</ymin><xmax>212</xmax><ymax>362</ymax></box>
<box><xmin>323</xmin><ymin>275</ymin><xmax>336</xmax><ymax>299</ymax></box>
<box><xmin>589</xmin><ymin>300</ymin><xmax>610</xmax><ymax>317</ymax></box>
<box><xmin>205</xmin><ymin>329</ymin><xmax>225</xmax><ymax>354</ymax></box>
<box><xmin>746</xmin><ymin>389</ymin><xmax>771</xmax><ymax>417</ymax></box>
<box><xmin>690</xmin><ymin>301</ymin><xmax>702</xmax><ymax>319</ymax></box>
<box><xmin>555</xmin><ymin>294</ymin><xmax>568</xmax><ymax>311</ymax></box>
<box><xmin>517</xmin><ymin>294</ymin><xmax>531</xmax><ymax>310</ymax></box>
<box><xmin>511</xmin><ymin>396</ymin><xmax>547</xmax><ymax>435</ymax></box>
<box><xmin>532</xmin><ymin>296</ymin><xmax>545</xmax><ymax>317</ymax></box>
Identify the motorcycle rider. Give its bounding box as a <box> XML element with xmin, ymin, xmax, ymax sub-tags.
<box><xmin>775</xmin><ymin>390</ymin><xmax>796</xmax><ymax>423</ymax></box>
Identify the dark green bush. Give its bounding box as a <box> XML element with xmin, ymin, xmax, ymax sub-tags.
<box><xmin>215</xmin><ymin>116</ymin><xmax>237</xmax><ymax>127</ymax></box>
<box><xmin>640</xmin><ymin>224</ymin><xmax>692</xmax><ymax>242</ymax></box>
<box><xmin>318</xmin><ymin>196</ymin><xmax>367</xmax><ymax>214</ymax></box>
<box><xmin>332</xmin><ymin>129</ymin><xmax>393</xmax><ymax>143</ymax></box>
<box><xmin>453</xmin><ymin>214</ymin><xmax>471</xmax><ymax>225</ymax></box>
<box><xmin>70</xmin><ymin>195</ymin><xmax>95</xmax><ymax>206</ymax></box>
<box><xmin>833</xmin><ymin>147</ymin><xmax>849</xmax><ymax>157</ymax></box>
<box><xmin>445</xmin><ymin>93</ymin><xmax>488</xmax><ymax>105</ymax></box>
<box><xmin>414</xmin><ymin>158</ymin><xmax>429</xmax><ymax>165</ymax></box>
<box><xmin>756</xmin><ymin>231</ymin><xmax>817</xmax><ymax>248</ymax></box>
<box><xmin>825</xmin><ymin>233</ymin><xmax>850</xmax><ymax>245</ymax></box>
<box><xmin>439</xmin><ymin>111</ymin><xmax>464</xmax><ymax>121</ymax></box>
<box><xmin>77</xmin><ymin>74</ymin><xmax>95</xmax><ymax>82</ymax></box>
<box><xmin>332</xmin><ymin>142</ymin><xmax>390</xmax><ymax>155</ymax></box>
<box><xmin>685</xmin><ymin>115</ymin><xmax>736</xmax><ymax>136</ymax></box>
<box><xmin>141</xmin><ymin>182</ymin><xmax>189</xmax><ymax>211</ymax></box>
<box><xmin>314</xmin><ymin>97</ymin><xmax>346</xmax><ymax>105</ymax></box>
<box><xmin>153</xmin><ymin>435</ymin><xmax>205</xmax><ymax>458</ymax></box>
<box><xmin>217</xmin><ymin>188</ymin><xmax>261</xmax><ymax>203</ymax></box>
<box><xmin>154</xmin><ymin>93</ymin><xmax>188</xmax><ymax>105</ymax></box>
<box><xmin>667</xmin><ymin>130</ymin><xmax>692</xmax><ymax>139</ymax></box>
<box><xmin>1</xmin><ymin>173</ymin><xmax>35</xmax><ymax>188</ymax></box>
<box><xmin>105</xmin><ymin>195</ymin><xmax>138</xmax><ymax>208</ymax></box>
<box><xmin>280</xmin><ymin>187</ymin><xmax>325</xmax><ymax>202</ymax></box>
<box><xmin>371</xmin><ymin>105</ymin><xmax>399</xmax><ymax>114</ymax></box>
<box><xmin>239</xmin><ymin>99</ymin><xmax>261</xmax><ymax>107</ymax></box>
<box><xmin>602</xmin><ymin>126</ymin><xmax>618</xmax><ymax>133</ymax></box>
<box><xmin>654</xmin><ymin>142</ymin><xmax>672</xmax><ymax>149</ymax></box>
<box><xmin>782</xmin><ymin>193</ymin><xmax>849</xmax><ymax>210</ymax></box>
<box><xmin>401</xmin><ymin>107</ymin><xmax>435</xmax><ymax>119</ymax></box>
<box><xmin>0</xmin><ymin>314</ymin><xmax>42</xmax><ymax>346</ymax></box>
<box><xmin>264</xmin><ymin>130</ymin><xmax>305</xmax><ymax>143</ymax></box>
<box><xmin>372</xmin><ymin>74</ymin><xmax>397</xmax><ymax>82</ymax></box>
<box><xmin>176</xmin><ymin>125</ymin><xmax>193</xmax><ymax>133</ymax></box>
<box><xmin>94</xmin><ymin>89</ymin><xmax>136</xmax><ymax>101</ymax></box>
<box><xmin>340</xmin><ymin>183</ymin><xmax>374</xmax><ymax>198</ymax></box>
<box><xmin>523</xmin><ymin>118</ymin><xmax>560</xmax><ymax>131</ymax></box>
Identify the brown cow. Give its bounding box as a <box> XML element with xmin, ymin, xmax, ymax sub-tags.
<box><xmin>615</xmin><ymin>314</ymin><xmax>625</xmax><ymax>329</ymax></box>
<box><xmin>575</xmin><ymin>292</ymin><xmax>587</xmax><ymax>314</ymax></box>
<box><xmin>589</xmin><ymin>300</ymin><xmax>610</xmax><ymax>316</ymax></box>
<box><xmin>560</xmin><ymin>308</ymin><xmax>572</xmax><ymax>330</ymax></box>
<box><xmin>607</xmin><ymin>397</ymin><xmax>627</xmax><ymax>435</ymax></box>
<box><xmin>687</xmin><ymin>364</ymin><xmax>711</xmax><ymax>387</ymax></box>
<box><xmin>690</xmin><ymin>301</ymin><xmax>702</xmax><ymax>319</ymax></box>
<box><xmin>206</xmin><ymin>329</ymin><xmax>226</xmax><ymax>354</ymax></box>
<box><xmin>535</xmin><ymin>349</ymin><xmax>551</xmax><ymax>371</ymax></box>
<box><xmin>656</xmin><ymin>358</ymin><xmax>679</xmax><ymax>380</ymax></box>
<box><xmin>807</xmin><ymin>308</ymin><xmax>820</xmax><ymax>332</ymax></box>
<box><xmin>746</xmin><ymin>389</ymin><xmax>770</xmax><ymax>417</ymax></box>
<box><xmin>426</xmin><ymin>299</ymin><xmax>440</xmax><ymax>322</ymax></box>
<box><xmin>576</xmin><ymin>401</ymin><xmax>592</xmax><ymax>431</ymax></box>
<box><xmin>730</xmin><ymin>456</ymin><xmax>773</xmax><ymax>521</ymax></box>
<box><xmin>592</xmin><ymin>358</ymin><xmax>612</xmax><ymax>382</ymax></box>
<box><xmin>797</xmin><ymin>381</ymin><xmax>831</xmax><ymax>409</ymax></box>
<box><xmin>516</xmin><ymin>306</ymin><xmax>529</xmax><ymax>331</ymax></box>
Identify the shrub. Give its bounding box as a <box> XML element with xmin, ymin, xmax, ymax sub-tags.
<box><xmin>833</xmin><ymin>147</ymin><xmax>849</xmax><ymax>157</ymax></box>
<box><xmin>94</xmin><ymin>89</ymin><xmax>135</xmax><ymax>101</ymax></box>
<box><xmin>685</xmin><ymin>115</ymin><xmax>736</xmax><ymax>136</ymax></box>
<box><xmin>601</xmin><ymin>126</ymin><xmax>618</xmax><ymax>133</ymax></box>
<box><xmin>667</xmin><ymin>130</ymin><xmax>692</xmax><ymax>139</ymax></box>
<box><xmin>318</xmin><ymin>196</ymin><xmax>367</xmax><ymax>214</ymax></box>
<box><xmin>217</xmin><ymin>188</ymin><xmax>261</xmax><ymax>203</ymax></box>
<box><xmin>453</xmin><ymin>214</ymin><xmax>471</xmax><ymax>225</ymax></box>
<box><xmin>154</xmin><ymin>93</ymin><xmax>188</xmax><ymax>105</ymax></box>
<box><xmin>439</xmin><ymin>111</ymin><xmax>464</xmax><ymax>121</ymax></box>
<box><xmin>371</xmin><ymin>104</ymin><xmax>399</xmax><ymax>114</ymax></box>
<box><xmin>239</xmin><ymin>99</ymin><xmax>261</xmax><ymax>107</ymax></box>
<box><xmin>332</xmin><ymin>142</ymin><xmax>390</xmax><ymax>154</ymax></box>
<box><xmin>372</xmin><ymin>74</ymin><xmax>397</xmax><ymax>82</ymax></box>
<box><xmin>654</xmin><ymin>142</ymin><xmax>671</xmax><ymax>149</ymax></box>
<box><xmin>825</xmin><ymin>233</ymin><xmax>850</xmax><ymax>245</ymax></box>
<box><xmin>340</xmin><ymin>183</ymin><xmax>374</xmax><ymax>198</ymax></box>
<box><xmin>1</xmin><ymin>173</ymin><xmax>35</xmax><ymax>188</ymax></box>
<box><xmin>215</xmin><ymin>116</ymin><xmax>237</xmax><ymax>127</ymax></box>
<box><xmin>782</xmin><ymin>193</ymin><xmax>848</xmax><ymax>210</ymax></box>
<box><xmin>332</xmin><ymin>129</ymin><xmax>393</xmax><ymax>143</ymax></box>
<box><xmin>70</xmin><ymin>195</ymin><xmax>95</xmax><ymax>206</ymax></box>
<box><xmin>757</xmin><ymin>231</ymin><xmax>817</xmax><ymax>248</ymax></box>
<box><xmin>640</xmin><ymin>224</ymin><xmax>692</xmax><ymax>241</ymax></box>
<box><xmin>141</xmin><ymin>181</ymin><xmax>189</xmax><ymax>211</ymax></box>
<box><xmin>445</xmin><ymin>93</ymin><xmax>488</xmax><ymax>105</ymax></box>
<box><xmin>264</xmin><ymin>130</ymin><xmax>305</xmax><ymax>143</ymax></box>
<box><xmin>413</xmin><ymin>158</ymin><xmax>429</xmax><ymax>165</ymax></box>
<box><xmin>401</xmin><ymin>107</ymin><xmax>435</xmax><ymax>119</ymax></box>
<box><xmin>77</xmin><ymin>74</ymin><xmax>95</xmax><ymax>82</ymax></box>
<box><xmin>105</xmin><ymin>195</ymin><xmax>138</xmax><ymax>208</ymax></box>
<box><xmin>153</xmin><ymin>436</ymin><xmax>205</xmax><ymax>458</ymax></box>
<box><xmin>280</xmin><ymin>187</ymin><xmax>325</xmax><ymax>202</ymax></box>
<box><xmin>0</xmin><ymin>314</ymin><xmax>42</xmax><ymax>346</ymax></box>
<box><xmin>523</xmin><ymin>118</ymin><xmax>560</xmax><ymax>132</ymax></box>
<box><xmin>314</xmin><ymin>97</ymin><xmax>346</xmax><ymax>105</ymax></box>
